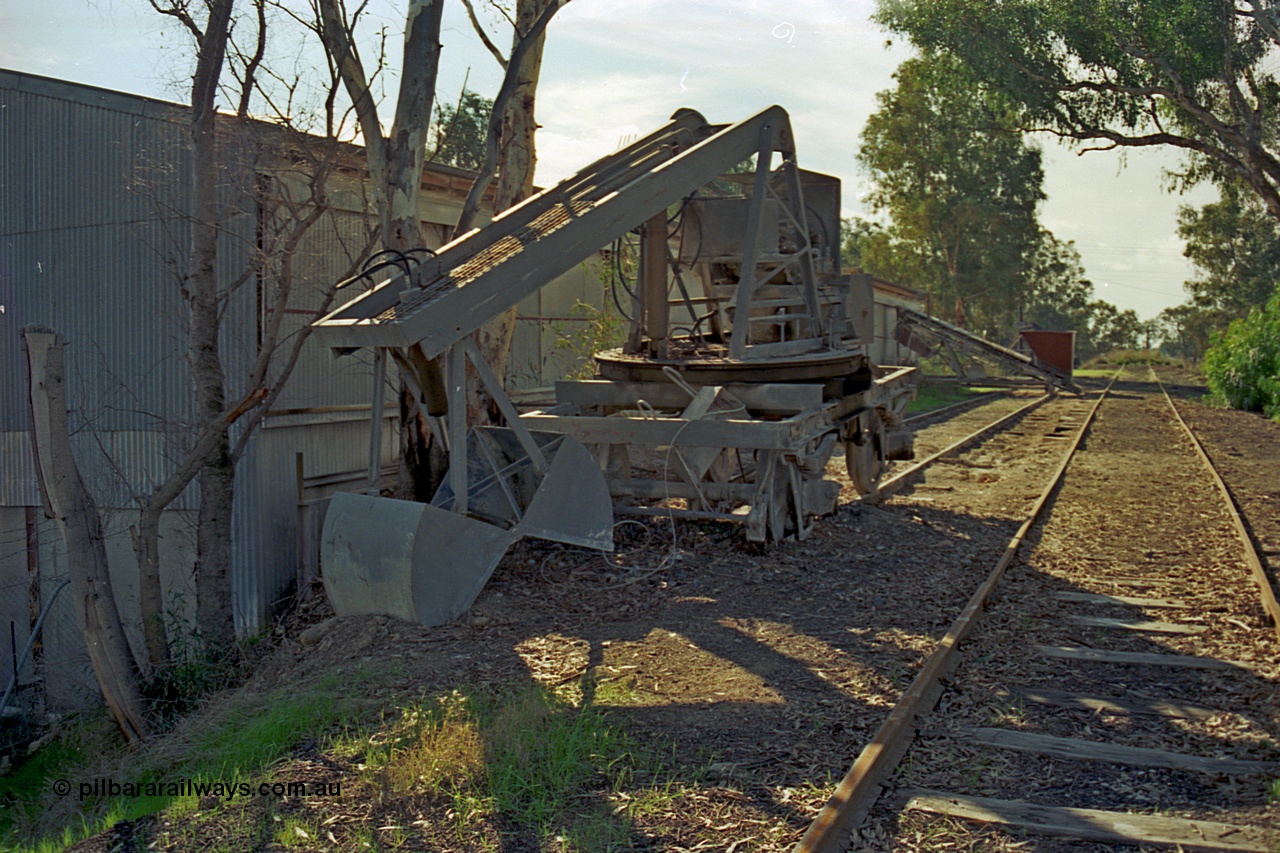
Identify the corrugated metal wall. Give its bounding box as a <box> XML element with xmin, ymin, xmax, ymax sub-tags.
<box><xmin>0</xmin><ymin>74</ymin><xmax>202</xmax><ymax>534</ymax></box>
<box><xmin>0</xmin><ymin>70</ymin><xmax>345</xmax><ymax>653</ymax></box>
<box><xmin>1</xmin><ymin>70</ymin><xmax>640</xmax><ymax>697</ymax></box>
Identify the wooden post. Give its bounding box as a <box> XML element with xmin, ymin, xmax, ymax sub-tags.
<box><xmin>22</xmin><ymin>328</ymin><xmax>151</xmax><ymax>745</ymax></box>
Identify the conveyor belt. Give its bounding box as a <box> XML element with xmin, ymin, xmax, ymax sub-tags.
<box><xmin>312</xmin><ymin>105</ymin><xmax>801</xmax><ymax>359</ymax></box>
<box><xmin>377</xmin><ymin>200</ymin><xmax>594</xmax><ymax>324</ymax></box>
<box><xmin>898</xmin><ymin>308</ymin><xmax>1081</xmax><ymax>393</ymax></box>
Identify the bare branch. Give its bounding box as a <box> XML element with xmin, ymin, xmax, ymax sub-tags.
<box><xmin>235</xmin><ymin>0</ymin><xmax>269</xmax><ymax>118</ymax></box>
<box><xmin>461</xmin><ymin>0</ymin><xmax>508</xmax><ymax>69</ymax></box>
<box><xmin>149</xmin><ymin>0</ymin><xmax>202</xmax><ymax>40</ymax></box>
<box><xmin>314</xmin><ymin>0</ymin><xmax>387</xmax><ymax>172</ymax></box>
<box><xmin>455</xmin><ymin>0</ymin><xmax>570</xmax><ymax>236</ymax></box>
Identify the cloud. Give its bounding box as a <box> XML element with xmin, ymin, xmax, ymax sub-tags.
<box><xmin>535</xmin><ymin>4</ymin><xmax>911</xmax><ymax>206</ymax></box>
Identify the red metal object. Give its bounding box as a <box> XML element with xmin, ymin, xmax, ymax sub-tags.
<box><xmin>1020</xmin><ymin>330</ymin><xmax>1075</xmax><ymax>375</ymax></box>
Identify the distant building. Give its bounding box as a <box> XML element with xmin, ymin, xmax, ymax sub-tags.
<box><xmin>866</xmin><ymin>275</ymin><xmax>928</xmax><ymax>365</ymax></box>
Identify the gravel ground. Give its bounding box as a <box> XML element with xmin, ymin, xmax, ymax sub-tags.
<box><xmin>864</xmin><ymin>370</ymin><xmax>1280</xmax><ymax>852</ymax></box>
<box><xmin>61</xmin><ymin>371</ymin><xmax>1280</xmax><ymax>852</ymax></box>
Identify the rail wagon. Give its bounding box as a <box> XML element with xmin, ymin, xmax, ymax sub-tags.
<box><xmin>310</xmin><ymin>106</ymin><xmax>917</xmax><ymax>624</ymax></box>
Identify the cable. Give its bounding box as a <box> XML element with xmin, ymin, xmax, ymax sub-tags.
<box><xmin>334</xmin><ymin>247</ymin><xmax>436</xmax><ymax>291</ymax></box>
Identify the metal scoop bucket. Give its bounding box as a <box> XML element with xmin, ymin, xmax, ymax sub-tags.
<box><xmin>321</xmin><ymin>430</ymin><xmax>612</xmax><ymax>626</ymax></box>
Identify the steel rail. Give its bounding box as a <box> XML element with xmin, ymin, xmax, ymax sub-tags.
<box><xmin>876</xmin><ymin>392</ymin><xmax>1051</xmax><ymax>499</ymax></box>
<box><xmin>902</xmin><ymin>389</ymin><xmax>1009</xmax><ymax>426</ymax></box>
<box><xmin>1152</xmin><ymin>368</ymin><xmax>1280</xmax><ymax>643</ymax></box>
<box><xmin>794</xmin><ymin>371</ymin><xmax>1119</xmax><ymax>853</ymax></box>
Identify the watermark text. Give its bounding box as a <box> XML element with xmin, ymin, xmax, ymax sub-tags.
<box><xmin>52</xmin><ymin>777</ymin><xmax>341</xmax><ymax>802</ymax></box>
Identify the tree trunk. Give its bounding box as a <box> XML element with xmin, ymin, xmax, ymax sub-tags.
<box><xmin>466</xmin><ymin>0</ymin><xmax>552</xmax><ymax>424</ymax></box>
<box><xmin>185</xmin><ymin>0</ymin><xmax>239</xmax><ymax>648</ymax></box>
<box><xmin>317</xmin><ymin>0</ymin><xmax>447</xmax><ymax>499</ymax></box>
<box><xmin>133</xmin><ymin>505</ymin><xmax>168</xmax><ymax>673</ymax></box>
<box><xmin>194</xmin><ymin>436</ymin><xmax>236</xmax><ymax>647</ymax></box>
<box><xmin>23</xmin><ymin>330</ymin><xmax>151</xmax><ymax>745</ymax></box>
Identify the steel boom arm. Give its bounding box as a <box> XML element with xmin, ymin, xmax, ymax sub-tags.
<box><xmin>312</xmin><ymin>105</ymin><xmax>800</xmax><ymax>358</ymax></box>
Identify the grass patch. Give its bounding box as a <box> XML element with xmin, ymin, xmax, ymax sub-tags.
<box><xmin>2</xmin><ymin>672</ymin><xmax>368</xmax><ymax>853</ymax></box>
<box><xmin>906</xmin><ymin>383</ymin><xmax>1003</xmax><ymax>414</ymax></box>
<box><xmin>349</xmin><ymin>684</ymin><xmax>637</xmax><ymax>849</ymax></box>
<box><xmin>1085</xmin><ymin>348</ymin><xmax>1180</xmax><ymax>367</ymax></box>
<box><xmin>8</xmin><ymin>671</ymin><xmax>710</xmax><ymax>853</ymax></box>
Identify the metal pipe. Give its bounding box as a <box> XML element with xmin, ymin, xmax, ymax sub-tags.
<box><xmin>367</xmin><ymin>348</ymin><xmax>386</xmax><ymax>495</ymax></box>
<box><xmin>642</xmin><ymin>211</ymin><xmax>670</xmax><ymax>357</ymax></box>
<box><xmin>728</xmin><ymin>124</ymin><xmax>777</xmax><ymax>359</ymax></box>
<box><xmin>0</xmin><ymin>578</ymin><xmax>70</xmax><ymax>720</ymax></box>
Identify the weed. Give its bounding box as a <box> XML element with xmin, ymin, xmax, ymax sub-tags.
<box><xmin>362</xmin><ymin>691</ymin><xmax>483</xmax><ymax>800</ymax></box>
<box><xmin>345</xmin><ymin>684</ymin><xmax>639</xmax><ymax>848</ymax></box>
<box><xmin>592</xmin><ymin>676</ymin><xmax>641</xmax><ymax>706</ymax></box>
<box><xmin>276</xmin><ymin>815</ymin><xmax>321</xmax><ymax>848</ymax></box>
<box><xmin>551</xmin><ymin>299</ymin><xmax>626</xmax><ymax>379</ymax></box>
<box><xmin>989</xmin><ymin>697</ymin><xmax>1027</xmax><ymax>727</ymax></box>
<box><xmin>143</xmin><ymin>604</ymin><xmax>256</xmax><ymax>726</ymax></box>
<box><xmin>1268</xmin><ymin>776</ymin><xmax>1280</xmax><ymax>802</ymax></box>
<box><xmin>186</xmin><ymin>677</ymin><xmax>359</xmax><ymax>779</ymax></box>
<box><xmin>478</xmin><ymin>685</ymin><xmax>619</xmax><ymax>832</ymax></box>
<box><xmin>962</xmin><ymin>753</ymin><xmax>993</xmax><ymax>790</ymax></box>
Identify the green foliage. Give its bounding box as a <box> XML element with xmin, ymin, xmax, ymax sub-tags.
<box><xmin>1155</xmin><ymin>301</ymin><xmax>1231</xmax><ymax>362</ymax></box>
<box><xmin>0</xmin><ymin>713</ymin><xmax>118</xmax><ymax>843</ymax></box>
<box><xmin>476</xmin><ymin>686</ymin><xmax>622</xmax><ymax>837</ymax></box>
<box><xmin>4</xmin><ymin>675</ymin><xmax>364</xmax><ymax>853</ymax></box>
<box><xmin>855</xmin><ymin>52</ymin><xmax>1045</xmax><ymax>337</ymax></box>
<box><xmin>1085</xmin><ymin>348</ymin><xmax>1174</xmax><ymax>367</ymax></box>
<box><xmin>1203</xmin><ymin>290</ymin><xmax>1280</xmax><ymax>419</ymax></box>
<box><xmin>1082</xmin><ymin>299</ymin><xmax>1144</xmax><ymax>359</ymax></box>
<box><xmin>1023</xmin><ymin>231</ymin><xmax>1092</xmax><ymax>333</ymax></box>
<box><xmin>906</xmin><ymin>383</ymin><xmax>999</xmax><ymax>413</ymax></box>
<box><xmin>429</xmin><ymin>89</ymin><xmax>493</xmax><ymax>172</ymax></box>
<box><xmin>354</xmin><ymin>684</ymin><xmax>636</xmax><ymax>849</ymax></box>
<box><xmin>142</xmin><ymin>628</ymin><xmax>252</xmax><ymax>725</ymax></box>
<box><xmin>873</xmin><ymin>0</ymin><xmax>1280</xmax><ymax>221</ymax></box>
<box><xmin>1178</xmin><ymin>183</ymin><xmax>1280</xmax><ymax>315</ymax></box>
<box><xmin>551</xmin><ymin>299</ymin><xmax>627</xmax><ymax>380</ymax></box>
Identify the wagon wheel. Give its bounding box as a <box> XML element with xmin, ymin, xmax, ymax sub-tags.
<box><xmin>845</xmin><ymin>428</ymin><xmax>883</xmax><ymax>497</ymax></box>
<box><xmin>767</xmin><ymin>457</ymin><xmax>791</xmax><ymax>541</ymax></box>
<box><xmin>762</xmin><ymin>454</ymin><xmax>810</xmax><ymax>541</ymax></box>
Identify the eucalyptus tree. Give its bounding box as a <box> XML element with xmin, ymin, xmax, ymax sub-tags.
<box><xmin>315</xmin><ymin>0</ymin><xmax>568</xmax><ymax>498</ymax></box>
<box><xmin>1178</xmin><ymin>184</ymin><xmax>1280</xmax><ymax>315</ymax></box>
<box><xmin>430</xmin><ymin>89</ymin><xmax>493</xmax><ymax>171</ymax></box>
<box><xmin>875</xmin><ymin>0</ymin><xmax>1280</xmax><ymax>225</ymax></box>
<box><xmin>857</xmin><ymin>52</ymin><xmax>1045</xmax><ymax>336</ymax></box>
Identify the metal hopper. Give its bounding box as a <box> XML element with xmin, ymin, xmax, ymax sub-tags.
<box><xmin>321</xmin><ymin>429</ymin><xmax>612</xmax><ymax>627</ymax></box>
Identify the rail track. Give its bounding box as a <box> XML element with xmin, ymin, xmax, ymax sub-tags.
<box><xmin>794</xmin><ymin>368</ymin><xmax>1280</xmax><ymax>852</ymax></box>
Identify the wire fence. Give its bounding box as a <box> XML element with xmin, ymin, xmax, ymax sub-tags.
<box><xmin>1</xmin><ymin>571</ymin><xmax>101</xmax><ymax>755</ymax></box>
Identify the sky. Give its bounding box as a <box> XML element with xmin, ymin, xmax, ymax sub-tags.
<box><xmin>2</xmin><ymin>0</ymin><xmax>1216</xmax><ymax>320</ymax></box>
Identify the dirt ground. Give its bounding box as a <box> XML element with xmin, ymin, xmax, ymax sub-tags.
<box><xmin>62</xmin><ymin>371</ymin><xmax>1280</xmax><ymax>852</ymax></box>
